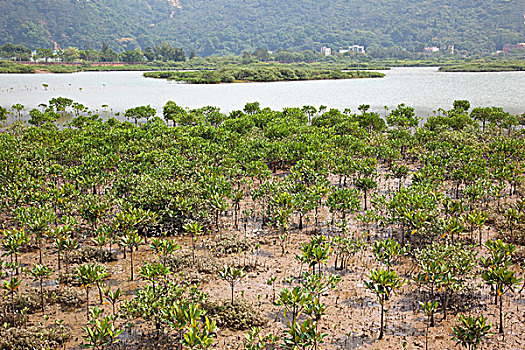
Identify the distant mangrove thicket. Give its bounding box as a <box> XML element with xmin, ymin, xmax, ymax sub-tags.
<box><xmin>143</xmin><ymin>67</ymin><xmax>385</xmax><ymax>83</ymax></box>
<box><xmin>439</xmin><ymin>61</ymin><xmax>525</xmax><ymax>72</ymax></box>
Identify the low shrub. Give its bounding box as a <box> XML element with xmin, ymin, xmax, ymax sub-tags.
<box><xmin>3</xmin><ymin>287</ymin><xmax>84</xmax><ymax>314</ymax></box>
<box><xmin>69</xmin><ymin>246</ymin><xmax>117</xmax><ymax>264</ymax></box>
<box><xmin>178</xmin><ymin>270</ymin><xmax>211</xmax><ymax>285</ymax></box>
<box><xmin>57</xmin><ymin>266</ymin><xmax>82</xmax><ymax>286</ymax></box>
<box><xmin>202</xmin><ymin>233</ymin><xmax>251</xmax><ymax>257</ymax></box>
<box><xmin>11</xmin><ymin>291</ymin><xmax>41</xmax><ymax>314</ymax></box>
<box><xmin>49</xmin><ymin>287</ymin><xmax>84</xmax><ymax>309</ymax></box>
<box><xmin>0</xmin><ymin>324</ymin><xmax>69</xmax><ymax>350</ymax></box>
<box><xmin>205</xmin><ymin>299</ymin><xmax>265</xmax><ymax>330</ymax></box>
<box><xmin>164</xmin><ymin>254</ymin><xmax>220</xmax><ymax>275</ymax></box>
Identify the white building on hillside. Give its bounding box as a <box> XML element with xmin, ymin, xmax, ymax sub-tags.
<box><xmin>321</xmin><ymin>46</ymin><xmax>332</xmax><ymax>56</ymax></box>
<box><xmin>424</xmin><ymin>46</ymin><xmax>440</xmax><ymax>53</ymax></box>
<box><xmin>349</xmin><ymin>45</ymin><xmax>365</xmax><ymax>53</ymax></box>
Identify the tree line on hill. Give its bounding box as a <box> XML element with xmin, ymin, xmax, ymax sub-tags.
<box><xmin>0</xmin><ymin>0</ymin><xmax>523</xmax><ymax>58</ymax></box>
<box><xmin>0</xmin><ymin>42</ymin><xmax>369</xmax><ymax>64</ymax></box>
<box><xmin>0</xmin><ymin>42</ymin><xmax>187</xmax><ymax>63</ymax></box>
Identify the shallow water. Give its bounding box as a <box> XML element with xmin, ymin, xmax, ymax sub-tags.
<box><xmin>1</xmin><ymin>67</ymin><xmax>524</xmax><ymax>118</ymax></box>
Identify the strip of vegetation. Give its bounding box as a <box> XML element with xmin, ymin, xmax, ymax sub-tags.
<box><xmin>42</xmin><ymin>65</ymin><xmax>82</xmax><ymax>73</ymax></box>
<box><xmin>0</xmin><ymin>61</ymin><xmax>35</xmax><ymax>73</ymax></box>
<box><xmin>439</xmin><ymin>61</ymin><xmax>525</xmax><ymax>72</ymax></box>
<box><xmin>0</xmin><ymin>61</ymin><xmax>80</xmax><ymax>73</ymax></box>
<box><xmin>144</xmin><ymin>67</ymin><xmax>385</xmax><ymax>83</ymax></box>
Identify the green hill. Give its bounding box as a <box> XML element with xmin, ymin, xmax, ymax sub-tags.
<box><xmin>0</xmin><ymin>0</ymin><xmax>524</xmax><ymax>56</ymax></box>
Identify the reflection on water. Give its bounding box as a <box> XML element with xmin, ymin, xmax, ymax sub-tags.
<box><xmin>1</xmin><ymin>67</ymin><xmax>524</xmax><ymax>119</ymax></box>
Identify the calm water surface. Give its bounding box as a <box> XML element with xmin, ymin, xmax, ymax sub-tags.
<box><xmin>1</xmin><ymin>67</ymin><xmax>524</xmax><ymax>117</ymax></box>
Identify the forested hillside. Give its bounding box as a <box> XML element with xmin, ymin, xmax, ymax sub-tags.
<box><xmin>0</xmin><ymin>0</ymin><xmax>524</xmax><ymax>56</ymax></box>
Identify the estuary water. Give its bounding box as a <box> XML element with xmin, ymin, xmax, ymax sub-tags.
<box><xmin>1</xmin><ymin>67</ymin><xmax>524</xmax><ymax>118</ymax></box>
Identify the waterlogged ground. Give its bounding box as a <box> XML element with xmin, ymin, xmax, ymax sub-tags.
<box><xmin>10</xmin><ymin>175</ymin><xmax>525</xmax><ymax>350</ymax></box>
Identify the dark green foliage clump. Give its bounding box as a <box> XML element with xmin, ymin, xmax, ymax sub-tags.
<box><xmin>439</xmin><ymin>61</ymin><xmax>525</xmax><ymax>72</ymax></box>
<box><xmin>0</xmin><ymin>61</ymin><xmax>34</xmax><ymax>73</ymax></box>
<box><xmin>144</xmin><ymin>67</ymin><xmax>384</xmax><ymax>83</ymax></box>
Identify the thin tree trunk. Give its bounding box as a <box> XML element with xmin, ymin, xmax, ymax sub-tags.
<box><xmin>10</xmin><ymin>289</ymin><xmax>16</xmax><ymax>319</ymax></box>
<box><xmin>234</xmin><ymin>205</ymin><xmax>238</xmax><ymax>230</ymax></box>
<box><xmin>442</xmin><ymin>292</ymin><xmax>448</xmax><ymax>320</ymax></box>
<box><xmin>479</xmin><ymin>227</ymin><xmax>482</xmax><ymax>247</ymax></box>
<box><xmin>379</xmin><ymin>301</ymin><xmax>384</xmax><ymax>340</ymax></box>
<box><xmin>97</xmin><ymin>283</ymin><xmax>103</xmax><ymax>304</ymax></box>
<box><xmin>86</xmin><ymin>287</ymin><xmax>90</xmax><ymax>319</ymax></box>
<box><xmin>425</xmin><ymin>316</ymin><xmax>429</xmax><ymax>350</ymax></box>
<box><xmin>40</xmin><ymin>280</ymin><xmax>45</xmax><ymax>314</ymax></box>
<box><xmin>39</xmin><ymin>235</ymin><xmax>43</xmax><ymax>264</ymax></box>
<box><xmin>429</xmin><ymin>285</ymin><xmax>435</xmax><ymax>327</ymax></box>
<box><xmin>191</xmin><ymin>236</ymin><xmax>196</xmax><ymax>265</ymax></box>
<box><xmin>130</xmin><ymin>250</ymin><xmax>134</xmax><ymax>281</ymax></box>
<box><xmin>499</xmin><ymin>294</ymin><xmax>504</xmax><ymax>334</ymax></box>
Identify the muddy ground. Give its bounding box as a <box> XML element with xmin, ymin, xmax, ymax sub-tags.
<box><xmin>8</xmin><ymin>173</ymin><xmax>525</xmax><ymax>350</ymax></box>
